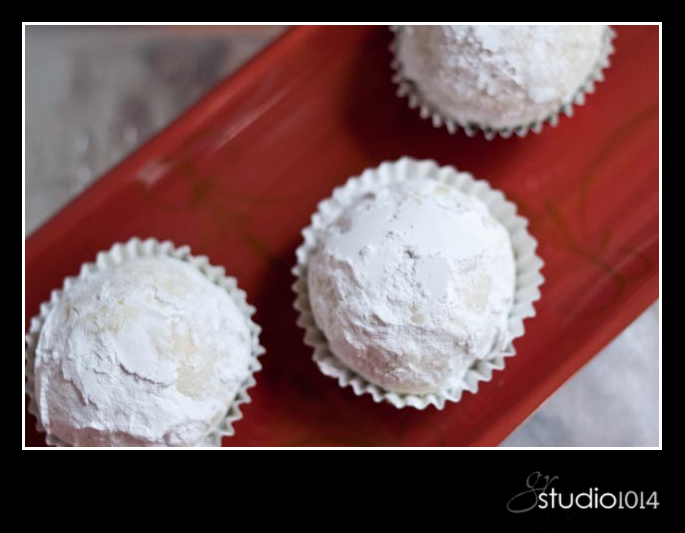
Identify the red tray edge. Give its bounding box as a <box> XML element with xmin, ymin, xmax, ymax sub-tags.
<box><xmin>25</xmin><ymin>26</ymin><xmax>310</xmax><ymax>258</ymax></box>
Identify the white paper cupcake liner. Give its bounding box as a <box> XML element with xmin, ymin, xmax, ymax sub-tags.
<box><xmin>25</xmin><ymin>237</ymin><xmax>265</xmax><ymax>447</ymax></box>
<box><xmin>292</xmin><ymin>157</ymin><xmax>544</xmax><ymax>409</ymax></box>
<box><xmin>390</xmin><ymin>25</ymin><xmax>616</xmax><ymax>140</ymax></box>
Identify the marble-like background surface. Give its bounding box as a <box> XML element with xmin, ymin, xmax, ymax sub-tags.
<box><xmin>24</xmin><ymin>25</ymin><xmax>660</xmax><ymax>447</ymax></box>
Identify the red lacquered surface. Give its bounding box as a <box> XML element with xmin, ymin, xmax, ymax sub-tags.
<box><xmin>25</xmin><ymin>25</ymin><xmax>659</xmax><ymax>447</ymax></box>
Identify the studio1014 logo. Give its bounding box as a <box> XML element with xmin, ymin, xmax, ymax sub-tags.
<box><xmin>507</xmin><ymin>472</ymin><xmax>659</xmax><ymax>513</ymax></box>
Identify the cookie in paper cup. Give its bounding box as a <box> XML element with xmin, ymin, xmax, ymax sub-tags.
<box><xmin>390</xmin><ymin>25</ymin><xmax>615</xmax><ymax>140</ymax></box>
<box><xmin>25</xmin><ymin>237</ymin><xmax>264</xmax><ymax>447</ymax></box>
<box><xmin>292</xmin><ymin>158</ymin><xmax>544</xmax><ymax>409</ymax></box>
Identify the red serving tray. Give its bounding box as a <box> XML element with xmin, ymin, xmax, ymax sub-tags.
<box><xmin>24</xmin><ymin>25</ymin><xmax>659</xmax><ymax>447</ymax></box>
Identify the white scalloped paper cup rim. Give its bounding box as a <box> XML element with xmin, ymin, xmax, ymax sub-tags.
<box><xmin>389</xmin><ymin>26</ymin><xmax>616</xmax><ymax>140</ymax></box>
<box><xmin>292</xmin><ymin>158</ymin><xmax>544</xmax><ymax>410</ymax></box>
<box><xmin>25</xmin><ymin>237</ymin><xmax>265</xmax><ymax>447</ymax></box>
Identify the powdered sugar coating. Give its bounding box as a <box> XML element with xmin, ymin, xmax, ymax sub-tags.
<box><xmin>397</xmin><ymin>25</ymin><xmax>606</xmax><ymax>129</ymax></box>
<box><xmin>34</xmin><ymin>256</ymin><xmax>252</xmax><ymax>446</ymax></box>
<box><xmin>307</xmin><ymin>178</ymin><xmax>516</xmax><ymax>394</ymax></box>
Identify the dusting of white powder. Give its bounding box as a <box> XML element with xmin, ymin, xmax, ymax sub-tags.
<box><xmin>34</xmin><ymin>257</ymin><xmax>252</xmax><ymax>446</ymax></box>
<box><xmin>307</xmin><ymin>178</ymin><xmax>516</xmax><ymax>394</ymax></box>
<box><xmin>397</xmin><ymin>25</ymin><xmax>606</xmax><ymax>129</ymax></box>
